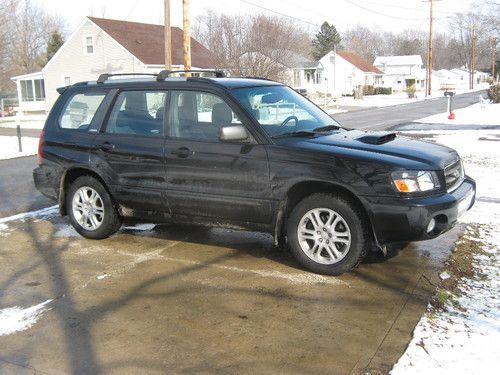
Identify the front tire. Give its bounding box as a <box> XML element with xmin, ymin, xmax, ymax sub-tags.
<box><xmin>286</xmin><ymin>193</ymin><xmax>369</xmax><ymax>275</ymax></box>
<box><xmin>67</xmin><ymin>176</ymin><xmax>121</xmax><ymax>239</ymax></box>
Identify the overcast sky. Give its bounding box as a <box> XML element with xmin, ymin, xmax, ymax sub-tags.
<box><xmin>35</xmin><ymin>0</ymin><xmax>476</xmax><ymax>35</ymax></box>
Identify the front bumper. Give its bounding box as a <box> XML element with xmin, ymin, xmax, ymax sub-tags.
<box><xmin>363</xmin><ymin>176</ymin><xmax>476</xmax><ymax>243</ymax></box>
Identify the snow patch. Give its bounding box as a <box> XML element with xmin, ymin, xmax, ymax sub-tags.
<box><xmin>0</xmin><ymin>136</ymin><xmax>39</xmax><ymax>160</ymax></box>
<box><xmin>0</xmin><ymin>299</ymin><xmax>53</xmax><ymax>336</ymax></box>
<box><xmin>391</xmin><ymin>226</ymin><xmax>500</xmax><ymax>375</ymax></box>
<box><xmin>0</xmin><ymin>205</ymin><xmax>59</xmax><ymax>235</ymax></box>
<box><xmin>122</xmin><ymin>223</ymin><xmax>157</xmax><ymax>231</ymax></box>
<box><xmin>53</xmin><ymin>224</ymin><xmax>79</xmax><ymax>237</ymax></box>
<box><xmin>0</xmin><ymin>205</ymin><xmax>58</xmax><ymax>225</ymax></box>
<box><xmin>393</xmin><ymin>122</ymin><xmax>500</xmax><ymax>374</ymax></box>
<box><xmin>439</xmin><ymin>271</ymin><xmax>451</xmax><ymax>280</ymax></box>
<box><xmin>415</xmin><ymin>103</ymin><xmax>500</xmax><ymax>125</ymax></box>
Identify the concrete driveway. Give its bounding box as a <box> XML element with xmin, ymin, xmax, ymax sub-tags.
<box><xmin>0</xmin><ymin>208</ymin><xmax>460</xmax><ymax>375</ymax></box>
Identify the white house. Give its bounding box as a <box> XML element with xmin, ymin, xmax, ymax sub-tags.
<box><xmin>433</xmin><ymin>69</ymin><xmax>463</xmax><ymax>90</ymax></box>
<box><xmin>11</xmin><ymin>17</ymin><xmax>214</xmax><ymax>115</ymax></box>
<box><xmin>292</xmin><ymin>50</ymin><xmax>383</xmax><ymax>96</ymax></box>
<box><xmin>373</xmin><ymin>55</ymin><xmax>426</xmax><ymax>92</ymax></box>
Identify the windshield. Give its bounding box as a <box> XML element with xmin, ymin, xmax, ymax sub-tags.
<box><xmin>231</xmin><ymin>85</ymin><xmax>342</xmax><ymax>138</ymax></box>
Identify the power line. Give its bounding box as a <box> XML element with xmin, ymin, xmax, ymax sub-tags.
<box><xmin>342</xmin><ymin>0</ymin><xmax>442</xmax><ymax>21</ymax></box>
<box><xmin>350</xmin><ymin>0</ymin><xmax>456</xmax><ymax>14</ymax></box>
<box><xmin>237</xmin><ymin>0</ymin><xmax>321</xmax><ymax>27</ymax></box>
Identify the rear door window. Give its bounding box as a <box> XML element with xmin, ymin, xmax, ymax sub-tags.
<box><xmin>105</xmin><ymin>91</ymin><xmax>167</xmax><ymax>137</ymax></box>
<box><xmin>59</xmin><ymin>93</ymin><xmax>106</xmax><ymax>130</ymax></box>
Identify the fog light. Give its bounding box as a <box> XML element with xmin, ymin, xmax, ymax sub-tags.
<box><xmin>427</xmin><ymin>218</ymin><xmax>436</xmax><ymax>234</ymax></box>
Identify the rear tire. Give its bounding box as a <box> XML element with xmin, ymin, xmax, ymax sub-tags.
<box><xmin>66</xmin><ymin>176</ymin><xmax>121</xmax><ymax>239</ymax></box>
<box><xmin>286</xmin><ymin>193</ymin><xmax>369</xmax><ymax>275</ymax></box>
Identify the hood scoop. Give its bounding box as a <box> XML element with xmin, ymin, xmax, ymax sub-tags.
<box><xmin>356</xmin><ymin>132</ymin><xmax>397</xmax><ymax>145</ymax></box>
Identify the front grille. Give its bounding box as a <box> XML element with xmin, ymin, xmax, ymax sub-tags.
<box><xmin>444</xmin><ymin>159</ymin><xmax>464</xmax><ymax>191</ymax></box>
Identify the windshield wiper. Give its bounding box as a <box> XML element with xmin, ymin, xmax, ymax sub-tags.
<box><xmin>271</xmin><ymin>131</ymin><xmax>317</xmax><ymax>139</ymax></box>
<box><xmin>312</xmin><ymin>125</ymin><xmax>341</xmax><ymax>132</ymax></box>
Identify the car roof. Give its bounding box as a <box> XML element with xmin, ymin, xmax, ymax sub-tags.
<box><xmin>66</xmin><ymin>76</ymin><xmax>282</xmax><ymax>93</ymax></box>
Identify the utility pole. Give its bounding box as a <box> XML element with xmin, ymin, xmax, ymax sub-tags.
<box><xmin>470</xmin><ymin>24</ymin><xmax>476</xmax><ymax>89</ymax></box>
<box><xmin>492</xmin><ymin>38</ymin><xmax>497</xmax><ymax>82</ymax></box>
<box><xmin>164</xmin><ymin>0</ymin><xmax>172</xmax><ymax>70</ymax></box>
<box><xmin>424</xmin><ymin>0</ymin><xmax>441</xmax><ymax>97</ymax></box>
<box><xmin>183</xmin><ymin>0</ymin><xmax>192</xmax><ymax>76</ymax></box>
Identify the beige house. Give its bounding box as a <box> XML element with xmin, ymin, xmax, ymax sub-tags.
<box><xmin>11</xmin><ymin>17</ymin><xmax>214</xmax><ymax>115</ymax></box>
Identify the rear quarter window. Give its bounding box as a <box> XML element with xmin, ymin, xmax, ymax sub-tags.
<box><xmin>59</xmin><ymin>92</ymin><xmax>106</xmax><ymax>130</ymax></box>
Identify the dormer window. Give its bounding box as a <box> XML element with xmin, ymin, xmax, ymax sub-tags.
<box><xmin>84</xmin><ymin>35</ymin><xmax>94</xmax><ymax>55</ymax></box>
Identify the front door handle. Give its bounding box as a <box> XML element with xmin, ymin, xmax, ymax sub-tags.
<box><xmin>171</xmin><ymin>147</ymin><xmax>194</xmax><ymax>158</ymax></box>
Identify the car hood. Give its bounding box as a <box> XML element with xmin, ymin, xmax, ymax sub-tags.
<box><xmin>282</xmin><ymin>130</ymin><xmax>459</xmax><ymax>169</ymax></box>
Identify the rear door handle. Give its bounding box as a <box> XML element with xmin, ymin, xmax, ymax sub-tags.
<box><xmin>98</xmin><ymin>141</ymin><xmax>115</xmax><ymax>151</ymax></box>
<box><xmin>171</xmin><ymin>147</ymin><xmax>194</xmax><ymax>158</ymax></box>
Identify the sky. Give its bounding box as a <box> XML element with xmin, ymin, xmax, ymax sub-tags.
<box><xmin>35</xmin><ymin>0</ymin><xmax>476</xmax><ymax>35</ymax></box>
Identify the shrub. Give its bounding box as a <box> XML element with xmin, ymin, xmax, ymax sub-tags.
<box><xmin>362</xmin><ymin>85</ymin><xmax>375</xmax><ymax>96</ymax></box>
<box><xmin>406</xmin><ymin>85</ymin><xmax>416</xmax><ymax>98</ymax></box>
<box><xmin>487</xmin><ymin>83</ymin><xmax>500</xmax><ymax>103</ymax></box>
<box><xmin>374</xmin><ymin>87</ymin><xmax>392</xmax><ymax>95</ymax></box>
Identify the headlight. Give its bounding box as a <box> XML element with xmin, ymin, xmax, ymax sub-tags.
<box><xmin>391</xmin><ymin>170</ymin><xmax>441</xmax><ymax>193</ymax></box>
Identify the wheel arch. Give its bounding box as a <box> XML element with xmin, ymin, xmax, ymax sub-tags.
<box><xmin>274</xmin><ymin>180</ymin><xmax>379</xmax><ymax>249</ymax></box>
<box><xmin>59</xmin><ymin>167</ymin><xmax>112</xmax><ymax>216</ymax></box>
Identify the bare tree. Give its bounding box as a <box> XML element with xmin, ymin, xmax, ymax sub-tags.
<box><xmin>0</xmin><ymin>0</ymin><xmax>19</xmax><ymax>92</ymax></box>
<box><xmin>0</xmin><ymin>0</ymin><xmax>64</xmax><ymax>92</ymax></box>
<box><xmin>193</xmin><ymin>11</ymin><xmax>311</xmax><ymax>82</ymax></box>
<box><xmin>342</xmin><ymin>25</ymin><xmax>384</xmax><ymax>63</ymax></box>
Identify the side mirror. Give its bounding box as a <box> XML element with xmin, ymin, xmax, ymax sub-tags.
<box><xmin>219</xmin><ymin>125</ymin><xmax>250</xmax><ymax>143</ymax></box>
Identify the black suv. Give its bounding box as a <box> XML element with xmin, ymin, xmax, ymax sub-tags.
<box><xmin>34</xmin><ymin>70</ymin><xmax>476</xmax><ymax>275</ymax></box>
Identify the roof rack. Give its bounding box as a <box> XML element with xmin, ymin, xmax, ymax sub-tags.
<box><xmin>97</xmin><ymin>73</ymin><xmax>157</xmax><ymax>84</ymax></box>
<box><xmin>243</xmin><ymin>76</ymin><xmax>273</xmax><ymax>81</ymax></box>
<box><xmin>156</xmin><ymin>69</ymin><xmax>225</xmax><ymax>81</ymax></box>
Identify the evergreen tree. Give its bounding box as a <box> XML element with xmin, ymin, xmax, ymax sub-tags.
<box><xmin>46</xmin><ymin>29</ymin><xmax>64</xmax><ymax>64</ymax></box>
<box><xmin>312</xmin><ymin>22</ymin><xmax>342</xmax><ymax>60</ymax></box>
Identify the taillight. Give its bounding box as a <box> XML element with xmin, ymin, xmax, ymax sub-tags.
<box><xmin>37</xmin><ymin>130</ymin><xmax>45</xmax><ymax>165</ymax></box>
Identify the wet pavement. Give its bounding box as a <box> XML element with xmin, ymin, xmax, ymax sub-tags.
<box><xmin>0</xmin><ymin>209</ymin><xmax>461</xmax><ymax>374</ymax></box>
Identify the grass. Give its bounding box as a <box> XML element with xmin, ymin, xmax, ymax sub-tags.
<box><xmin>429</xmin><ymin>225</ymin><xmax>487</xmax><ymax>312</ymax></box>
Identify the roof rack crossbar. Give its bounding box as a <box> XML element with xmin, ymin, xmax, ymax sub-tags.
<box><xmin>156</xmin><ymin>69</ymin><xmax>225</xmax><ymax>81</ymax></box>
<box><xmin>97</xmin><ymin>73</ymin><xmax>158</xmax><ymax>84</ymax></box>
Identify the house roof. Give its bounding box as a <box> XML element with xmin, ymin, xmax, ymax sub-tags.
<box><xmin>373</xmin><ymin>55</ymin><xmax>423</xmax><ymax>66</ymax></box>
<box><xmin>336</xmin><ymin>51</ymin><xmax>383</xmax><ymax>74</ymax></box>
<box><xmin>287</xmin><ymin>53</ymin><xmax>318</xmax><ymax>69</ymax></box>
<box><xmin>88</xmin><ymin>17</ymin><xmax>214</xmax><ymax>68</ymax></box>
<box><xmin>11</xmin><ymin>71</ymin><xmax>43</xmax><ymax>81</ymax></box>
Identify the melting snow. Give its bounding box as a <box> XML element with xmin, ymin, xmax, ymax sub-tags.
<box><xmin>0</xmin><ymin>205</ymin><xmax>58</xmax><ymax>235</ymax></box>
<box><xmin>0</xmin><ymin>299</ymin><xmax>53</xmax><ymax>336</ymax></box>
<box><xmin>392</xmin><ymin>113</ymin><xmax>500</xmax><ymax>374</ymax></box>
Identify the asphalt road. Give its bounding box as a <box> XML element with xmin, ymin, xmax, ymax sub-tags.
<box><xmin>0</xmin><ymin>156</ymin><xmax>54</xmax><ymax>217</ymax></box>
<box><xmin>333</xmin><ymin>90</ymin><xmax>487</xmax><ymax>130</ymax></box>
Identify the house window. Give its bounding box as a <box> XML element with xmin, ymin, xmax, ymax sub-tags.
<box><xmin>85</xmin><ymin>36</ymin><xmax>94</xmax><ymax>54</ymax></box>
<box><xmin>20</xmin><ymin>80</ymin><xmax>34</xmax><ymax>101</ymax></box>
<box><xmin>316</xmin><ymin>71</ymin><xmax>322</xmax><ymax>84</ymax></box>
<box><xmin>330</xmin><ymin>55</ymin><xmax>335</xmax><ymax>64</ymax></box>
<box><xmin>20</xmin><ymin>79</ymin><xmax>45</xmax><ymax>102</ymax></box>
<box><xmin>34</xmin><ymin>79</ymin><xmax>45</xmax><ymax>101</ymax></box>
<box><xmin>293</xmin><ymin>70</ymin><xmax>301</xmax><ymax>86</ymax></box>
<box><xmin>64</xmin><ymin>76</ymin><xmax>71</xmax><ymax>86</ymax></box>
